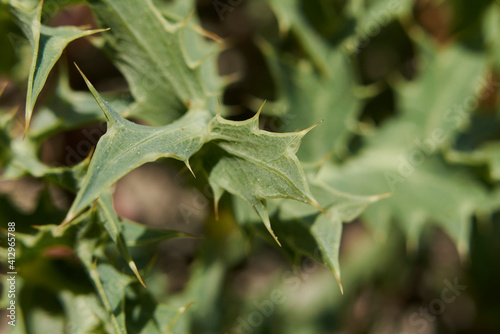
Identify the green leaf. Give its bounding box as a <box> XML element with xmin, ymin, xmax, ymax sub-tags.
<box><xmin>67</xmin><ymin>69</ymin><xmax>324</xmax><ymax>247</ymax></box>
<box><xmin>97</xmin><ymin>191</ymin><xmax>146</xmax><ymax>288</ymax></box>
<box><xmin>65</xmin><ymin>67</ymin><xmax>211</xmax><ymax>222</ymax></box>
<box><xmin>234</xmin><ymin>175</ymin><xmax>382</xmax><ymax>289</ymax></box>
<box><xmin>152</xmin><ymin>303</ymin><xmax>193</xmax><ymax>334</ymax></box>
<box><xmin>291</xmin><ymin>39</ymin><xmax>489</xmax><ymax>256</ymax></box>
<box><xmin>2</xmin><ymin>135</ymin><xmax>51</xmax><ymax>179</ymax></box>
<box><xmin>26</xmin><ymin>306</ymin><xmax>66</xmax><ymax>334</ymax></box>
<box><xmin>266</xmin><ymin>0</ymin><xmax>332</xmax><ymax>75</ymax></box>
<box><xmin>320</xmin><ymin>121</ymin><xmax>486</xmax><ymax>254</ymax></box>
<box><xmin>395</xmin><ymin>38</ymin><xmax>487</xmax><ymax>146</ymax></box>
<box><xmin>0</xmin><ymin>84</ymin><xmax>95</xmax><ymax>189</ymax></box>
<box><xmin>266</xmin><ymin>0</ymin><xmax>412</xmax><ymax>72</ymax></box>
<box><xmin>29</xmin><ymin>67</ymin><xmax>131</xmax><ymax>141</ymax></box>
<box><xmin>154</xmin><ymin>0</ymin><xmax>195</xmax><ymax>20</ymax></box>
<box><xmin>205</xmin><ymin>108</ymin><xmax>324</xmax><ymax>245</ymax></box>
<box><xmin>69</xmin><ymin>187</ymin><xmax>193</xmax><ymax>334</ymax></box>
<box><xmin>60</xmin><ymin>291</ymin><xmax>107</xmax><ymax>334</ymax></box>
<box><xmin>288</xmin><ymin>182</ymin><xmax>384</xmax><ymax>290</ymax></box>
<box><xmin>170</xmin><ymin>255</ymin><xmax>226</xmax><ymax>332</ymax></box>
<box><xmin>260</xmin><ymin>40</ymin><xmax>362</xmax><ymax>161</ymax></box>
<box><xmin>96</xmin><ymin>263</ymin><xmax>132</xmax><ymax>333</ymax></box>
<box><xmin>85</xmin><ymin>0</ymin><xmax>221</xmax><ymax>124</ymax></box>
<box><xmin>8</xmin><ymin>0</ymin><xmax>105</xmax><ymax>134</ymax></box>
<box><xmin>76</xmin><ymin>217</ymin><xmax>132</xmax><ymax>334</ymax></box>
<box><xmin>125</xmin><ymin>283</ymin><xmax>193</xmax><ymax>334</ymax></box>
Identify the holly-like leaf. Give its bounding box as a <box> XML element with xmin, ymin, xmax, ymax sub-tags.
<box><xmin>66</xmin><ymin>69</ymin><xmax>324</xmax><ymax>247</ymax></box>
<box><xmin>64</xmin><ymin>67</ymin><xmax>211</xmax><ymax>222</ymax></box>
<box><xmin>233</xmin><ymin>173</ymin><xmax>383</xmax><ymax>290</ymax></box>
<box><xmin>288</xmin><ymin>182</ymin><xmax>385</xmax><ymax>291</ymax></box>
<box><xmin>260</xmin><ymin>40</ymin><xmax>362</xmax><ymax>161</ymax></box>
<box><xmin>320</xmin><ymin>121</ymin><xmax>486</xmax><ymax>255</ymax></box>
<box><xmin>266</xmin><ymin>0</ymin><xmax>412</xmax><ymax>72</ymax></box>
<box><xmin>91</xmin><ymin>263</ymin><xmax>132</xmax><ymax>334</ymax></box>
<box><xmin>395</xmin><ymin>37</ymin><xmax>487</xmax><ymax>146</ymax></box>
<box><xmin>205</xmin><ymin>108</ymin><xmax>324</xmax><ymax>245</ymax></box>
<box><xmin>8</xmin><ymin>0</ymin><xmax>106</xmax><ymax>134</ymax></box>
<box><xmin>85</xmin><ymin>0</ymin><xmax>221</xmax><ymax>125</ymax></box>
<box><xmin>255</xmin><ymin>0</ymin><xmax>368</xmax><ymax>161</ymax></box>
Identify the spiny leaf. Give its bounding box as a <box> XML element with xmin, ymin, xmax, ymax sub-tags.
<box><xmin>29</xmin><ymin>66</ymin><xmax>130</xmax><ymax>140</ymax></box>
<box><xmin>257</xmin><ymin>0</ymin><xmax>369</xmax><ymax>161</ymax></box>
<box><xmin>234</xmin><ymin>175</ymin><xmax>384</xmax><ymax>291</ymax></box>
<box><xmin>395</xmin><ymin>37</ymin><xmax>487</xmax><ymax>146</ymax></box>
<box><xmin>67</xmin><ymin>69</ymin><xmax>324</xmax><ymax>248</ymax></box>
<box><xmin>320</xmin><ymin>121</ymin><xmax>486</xmax><ymax>255</ymax></box>
<box><xmin>8</xmin><ymin>0</ymin><xmax>106</xmax><ymax>135</ymax></box>
<box><xmin>85</xmin><ymin>0</ymin><xmax>221</xmax><ymax>124</ymax></box>
<box><xmin>76</xmin><ymin>217</ymin><xmax>131</xmax><ymax>334</ymax></box>
<box><xmin>92</xmin><ymin>263</ymin><xmax>131</xmax><ymax>334</ymax></box>
<box><xmin>64</xmin><ymin>67</ymin><xmax>211</xmax><ymax>222</ymax></box>
<box><xmin>206</xmin><ymin>106</ymin><xmax>324</xmax><ymax>246</ymax></box>
<box><xmin>306</xmin><ymin>183</ymin><xmax>386</xmax><ymax>292</ymax></box>
<box><xmin>97</xmin><ymin>191</ymin><xmax>146</xmax><ymax>288</ymax></box>
<box><xmin>259</xmin><ymin>39</ymin><xmax>362</xmax><ymax>161</ymax></box>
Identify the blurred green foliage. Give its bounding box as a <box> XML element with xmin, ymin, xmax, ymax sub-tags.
<box><xmin>0</xmin><ymin>0</ymin><xmax>500</xmax><ymax>333</ymax></box>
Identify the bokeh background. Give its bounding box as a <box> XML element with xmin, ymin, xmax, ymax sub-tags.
<box><xmin>1</xmin><ymin>0</ymin><xmax>500</xmax><ymax>333</ymax></box>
